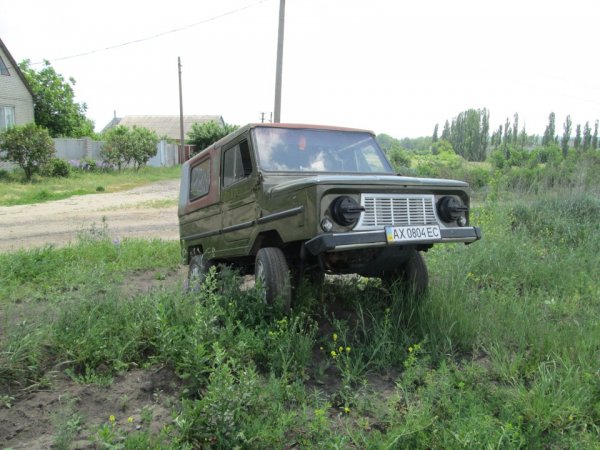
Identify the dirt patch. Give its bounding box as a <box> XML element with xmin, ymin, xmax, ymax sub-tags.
<box><xmin>120</xmin><ymin>266</ymin><xmax>188</xmax><ymax>299</ymax></box>
<box><xmin>0</xmin><ymin>179</ymin><xmax>181</xmax><ymax>252</ymax></box>
<box><xmin>0</xmin><ymin>367</ymin><xmax>183</xmax><ymax>449</ymax></box>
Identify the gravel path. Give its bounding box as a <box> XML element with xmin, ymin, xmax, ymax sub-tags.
<box><xmin>0</xmin><ymin>179</ymin><xmax>181</xmax><ymax>252</ymax></box>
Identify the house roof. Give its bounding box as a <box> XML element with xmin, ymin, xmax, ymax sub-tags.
<box><xmin>0</xmin><ymin>37</ymin><xmax>34</xmax><ymax>98</ymax></box>
<box><xmin>101</xmin><ymin>115</ymin><xmax>225</xmax><ymax>140</ymax></box>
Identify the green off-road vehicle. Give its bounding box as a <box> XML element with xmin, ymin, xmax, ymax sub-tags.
<box><xmin>178</xmin><ymin>123</ymin><xmax>481</xmax><ymax>309</ymax></box>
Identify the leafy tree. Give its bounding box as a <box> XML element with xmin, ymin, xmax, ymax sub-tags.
<box><xmin>583</xmin><ymin>121</ymin><xmax>592</xmax><ymax>151</ymax></box>
<box><xmin>0</xmin><ymin>123</ymin><xmax>55</xmax><ymax>180</ymax></box>
<box><xmin>387</xmin><ymin>147</ymin><xmax>411</xmax><ymax>172</ymax></box>
<box><xmin>441</xmin><ymin>120</ymin><xmax>450</xmax><ymax>141</ymax></box>
<box><xmin>432</xmin><ymin>124</ymin><xmax>439</xmax><ymax>143</ymax></box>
<box><xmin>19</xmin><ymin>60</ymin><xmax>95</xmax><ymax>138</ymax></box>
<box><xmin>518</xmin><ymin>125</ymin><xmax>528</xmax><ymax>149</ymax></box>
<box><xmin>101</xmin><ymin>125</ymin><xmax>130</xmax><ymax>171</ymax></box>
<box><xmin>444</xmin><ymin>108</ymin><xmax>488</xmax><ymax>161</ymax></box>
<box><xmin>502</xmin><ymin>117</ymin><xmax>511</xmax><ymax>159</ymax></box>
<box><xmin>129</xmin><ymin>126</ymin><xmax>159</xmax><ymax>170</ymax></box>
<box><xmin>491</xmin><ymin>125</ymin><xmax>503</xmax><ymax>149</ymax></box>
<box><xmin>376</xmin><ymin>133</ymin><xmax>402</xmax><ymax>153</ymax></box>
<box><xmin>100</xmin><ymin>125</ymin><xmax>158</xmax><ymax>171</ymax></box>
<box><xmin>574</xmin><ymin>124</ymin><xmax>582</xmax><ymax>150</ymax></box>
<box><xmin>593</xmin><ymin>120</ymin><xmax>598</xmax><ymax>150</ymax></box>
<box><xmin>512</xmin><ymin>113</ymin><xmax>519</xmax><ymax>146</ymax></box>
<box><xmin>561</xmin><ymin>115</ymin><xmax>572</xmax><ymax>158</ymax></box>
<box><xmin>187</xmin><ymin>121</ymin><xmax>238</xmax><ymax>153</ymax></box>
<box><xmin>541</xmin><ymin>112</ymin><xmax>556</xmax><ymax>146</ymax></box>
<box><xmin>431</xmin><ymin>139</ymin><xmax>454</xmax><ymax>155</ymax></box>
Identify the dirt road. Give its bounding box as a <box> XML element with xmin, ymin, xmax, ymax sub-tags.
<box><xmin>0</xmin><ymin>180</ymin><xmax>181</xmax><ymax>252</ymax></box>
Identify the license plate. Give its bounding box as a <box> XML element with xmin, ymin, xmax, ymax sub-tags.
<box><xmin>385</xmin><ymin>225</ymin><xmax>441</xmax><ymax>243</ymax></box>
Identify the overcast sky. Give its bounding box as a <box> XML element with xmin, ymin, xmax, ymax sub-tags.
<box><xmin>1</xmin><ymin>0</ymin><xmax>599</xmax><ymax>138</ymax></box>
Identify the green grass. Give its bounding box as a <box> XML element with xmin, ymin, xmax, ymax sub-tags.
<box><xmin>1</xmin><ymin>191</ymin><xmax>599</xmax><ymax>448</ymax></box>
<box><xmin>0</xmin><ymin>166</ymin><xmax>181</xmax><ymax>206</ymax></box>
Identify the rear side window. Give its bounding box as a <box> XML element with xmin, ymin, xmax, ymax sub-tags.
<box><xmin>190</xmin><ymin>159</ymin><xmax>210</xmax><ymax>199</ymax></box>
<box><xmin>223</xmin><ymin>140</ymin><xmax>252</xmax><ymax>187</ymax></box>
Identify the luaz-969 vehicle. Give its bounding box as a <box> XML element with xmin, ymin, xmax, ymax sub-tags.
<box><xmin>178</xmin><ymin>123</ymin><xmax>481</xmax><ymax>310</ymax></box>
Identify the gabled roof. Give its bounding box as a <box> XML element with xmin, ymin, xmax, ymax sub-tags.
<box><xmin>0</xmin><ymin>37</ymin><xmax>34</xmax><ymax>98</ymax></box>
<box><xmin>102</xmin><ymin>115</ymin><xmax>225</xmax><ymax>140</ymax></box>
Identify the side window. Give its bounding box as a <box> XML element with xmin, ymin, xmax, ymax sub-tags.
<box><xmin>190</xmin><ymin>159</ymin><xmax>210</xmax><ymax>199</ymax></box>
<box><xmin>0</xmin><ymin>106</ymin><xmax>15</xmax><ymax>131</ymax></box>
<box><xmin>223</xmin><ymin>140</ymin><xmax>252</xmax><ymax>187</ymax></box>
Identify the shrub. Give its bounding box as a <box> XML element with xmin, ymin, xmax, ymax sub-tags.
<box><xmin>387</xmin><ymin>147</ymin><xmax>411</xmax><ymax>172</ymax></box>
<box><xmin>100</xmin><ymin>125</ymin><xmax>159</xmax><ymax>171</ymax></box>
<box><xmin>49</xmin><ymin>158</ymin><xmax>71</xmax><ymax>177</ymax></box>
<box><xmin>0</xmin><ymin>123</ymin><xmax>55</xmax><ymax>181</ymax></box>
<box><xmin>187</xmin><ymin>121</ymin><xmax>238</xmax><ymax>154</ymax></box>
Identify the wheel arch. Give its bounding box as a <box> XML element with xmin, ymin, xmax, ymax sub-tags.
<box><xmin>250</xmin><ymin>230</ymin><xmax>284</xmax><ymax>256</ymax></box>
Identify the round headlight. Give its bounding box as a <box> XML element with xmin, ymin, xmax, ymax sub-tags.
<box><xmin>437</xmin><ymin>196</ymin><xmax>468</xmax><ymax>223</ymax></box>
<box><xmin>330</xmin><ymin>196</ymin><xmax>364</xmax><ymax>226</ymax></box>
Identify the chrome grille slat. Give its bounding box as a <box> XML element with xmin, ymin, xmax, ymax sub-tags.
<box><xmin>355</xmin><ymin>194</ymin><xmax>438</xmax><ymax>230</ymax></box>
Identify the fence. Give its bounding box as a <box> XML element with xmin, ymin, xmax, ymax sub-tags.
<box><xmin>1</xmin><ymin>138</ymin><xmax>196</xmax><ymax>171</ymax></box>
<box><xmin>54</xmin><ymin>138</ymin><xmax>189</xmax><ymax>167</ymax></box>
<box><xmin>54</xmin><ymin>138</ymin><xmax>104</xmax><ymax>161</ymax></box>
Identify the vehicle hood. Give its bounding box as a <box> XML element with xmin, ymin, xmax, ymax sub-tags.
<box><xmin>266</xmin><ymin>174</ymin><xmax>469</xmax><ymax>195</ymax></box>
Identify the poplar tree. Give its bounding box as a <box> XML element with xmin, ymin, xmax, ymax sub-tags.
<box><xmin>561</xmin><ymin>115</ymin><xmax>572</xmax><ymax>158</ymax></box>
<box><xmin>583</xmin><ymin>121</ymin><xmax>592</xmax><ymax>151</ymax></box>
<box><xmin>512</xmin><ymin>113</ymin><xmax>519</xmax><ymax>146</ymax></box>
<box><xmin>542</xmin><ymin>112</ymin><xmax>556</xmax><ymax>146</ymax></box>
<box><xmin>574</xmin><ymin>124</ymin><xmax>582</xmax><ymax>150</ymax></box>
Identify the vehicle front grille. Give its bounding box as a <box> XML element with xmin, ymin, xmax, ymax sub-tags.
<box><xmin>354</xmin><ymin>194</ymin><xmax>438</xmax><ymax>230</ymax></box>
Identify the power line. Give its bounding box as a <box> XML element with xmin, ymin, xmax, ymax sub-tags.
<box><xmin>23</xmin><ymin>0</ymin><xmax>270</xmax><ymax>67</ymax></box>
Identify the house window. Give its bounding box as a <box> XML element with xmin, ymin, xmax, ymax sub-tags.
<box><xmin>190</xmin><ymin>159</ymin><xmax>210</xmax><ymax>199</ymax></box>
<box><xmin>223</xmin><ymin>140</ymin><xmax>252</xmax><ymax>187</ymax></box>
<box><xmin>0</xmin><ymin>106</ymin><xmax>15</xmax><ymax>131</ymax></box>
<box><xmin>0</xmin><ymin>56</ymin><xmax>9</xmax><ymax>76</ymax></box>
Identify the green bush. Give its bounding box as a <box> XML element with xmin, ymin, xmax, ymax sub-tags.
<box><xmin>387</xmin><ymin>147</ymin><xmax>411</xmax><ymax>172</ymax></box>
<box><xmin>49</xmin><ymin>158</ymin><xmax>71</xmax><ymax>177</ymax></box>
<box><xmin>0</xmin><ymin>123</ymin><xmax>55</xmax><ymax>181</ymax></box>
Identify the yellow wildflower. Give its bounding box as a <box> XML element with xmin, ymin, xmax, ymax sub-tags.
<box><xmin>127</xmin><ymin>416</ymin><xmax>134</xmax><ymax>423</ymax></box>
<box><xmin>109</xmin><ymin>415</ymin><xmax>116</xmax><ymax>424</ymax></box>
<box><xmin>333</xmin><ymin>333</ymin><xmax>338</xmax><ymax>342</ymax></box>
<box><xmin>343</xmin><ymin>406</ymin><xmax>350</xmax><ymax>414</ymax></box>
<box><xmin>346</xmin><ymin>346</ymin><xmax>351</xmax><ymax>353</ymax></box>
<box><xmin>331</xmin><ymin>350</ymin><xmax>337</xmax><ymax>358</ymax></box>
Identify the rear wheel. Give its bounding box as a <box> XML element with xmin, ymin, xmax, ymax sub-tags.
<box><xmin>255</xmin><ymin>247</ymin><xmax>291</xmax><ymax>313</ymax></box>
<box><xmin>383</xmin><ymin>250</ymin><xmax>428</xmax><ymax>297</ymax></box>
<box><xmin>185</xmin><ymin>254</ymin><xmax>216</xmax><ymax>293</ymax></box>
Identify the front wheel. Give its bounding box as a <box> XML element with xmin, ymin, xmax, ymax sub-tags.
<box><xmin>383</xmin><ymin>250</ymin><xmax>428</xmax><ymax>297</ymax></box>
<box><xmin>255</xmin><ymin>247</ymin><xmax>291</xmax><ymax>313</ymax></box>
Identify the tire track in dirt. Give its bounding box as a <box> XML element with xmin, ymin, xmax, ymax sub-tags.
<box><xmin>0</xmin><ymin>179</ymin><xmax>181</xmax><ymax>252</ymax></box>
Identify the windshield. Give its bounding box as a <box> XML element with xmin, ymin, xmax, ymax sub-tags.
<box><xmin>252</xmin><ymin>128</ymin><xmax>394</xmax><ymax>174</ymax></box>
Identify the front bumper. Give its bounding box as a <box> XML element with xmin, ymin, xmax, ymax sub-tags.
<box><xmin>305</xmin><ymin>226</ymin><xmax>482</xmax><ymax>256</ymax></box>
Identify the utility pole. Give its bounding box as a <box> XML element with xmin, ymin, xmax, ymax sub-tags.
<box><xmin>273</xmin><ymin>0</ymin><xmax>285</xmax><ymax>123</ymax></box>
<box><xmin>178</xmin><ymin>57</ymin><xmax>185</xmax><ymax>162</ymax></box>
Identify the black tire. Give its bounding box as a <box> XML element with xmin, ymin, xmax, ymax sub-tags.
<box><xmin>185</xmin><ymin>254</ymin><xmax>216</xmax><ymax>293</ymax></box>
<box><xmin>255</xmin><ymin>247</ymin><xmax>291</xmax><ymax>313</ymax></box>
<box><xmin>383</xmin><ymin>250</ymin><xmax>428</xmax><ymax>297</ymax></box>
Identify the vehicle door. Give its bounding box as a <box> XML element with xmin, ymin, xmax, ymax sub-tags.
<box><xmin>220</xmin><ymin>134</ymin><xmax>257</xmax><ymax>252</ymax></box>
